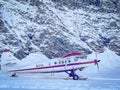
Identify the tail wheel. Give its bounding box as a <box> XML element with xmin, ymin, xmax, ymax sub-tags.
<box><xmin>11</xmin><ymin>73</ymin><xmax>17</xmax><ymax>77</ymax></box>
<box><xmin>73</xmin><ymin>75</ymin><xmax>79</xmax><ymax>80</ymax></box>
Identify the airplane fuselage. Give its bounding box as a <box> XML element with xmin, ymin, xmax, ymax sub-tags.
<box><xmin>9</xmin><ymin>56</ymin><xmax>95</xmax><ymax>73</ymax></box>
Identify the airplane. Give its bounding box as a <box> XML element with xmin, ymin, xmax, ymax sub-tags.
<box><xmin>0</xmin><ymin>49</ymin><xmax>100</xmax><ymax>80</ymax></box>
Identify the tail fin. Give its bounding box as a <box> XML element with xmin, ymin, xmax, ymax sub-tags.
<box><xmin>1</xmin><ymin>49</ymin><xmax>20</xmax><ymax>73</ymax></box>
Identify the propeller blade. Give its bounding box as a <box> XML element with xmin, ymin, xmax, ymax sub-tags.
<box><xmin>96</xmin><ymin>62</ymin><xmax>100</xmax><ymax>71</ymax></box>
<box><xmin>94</xmin><ymin>59</ymin><xmax>100</xmax><ymax>71</ymax></box>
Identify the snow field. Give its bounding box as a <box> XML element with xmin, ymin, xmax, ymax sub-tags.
<box><xmin>0</xmin><ymin>72</ymin><xmax>120</xmax><ymax>90</ymax></box>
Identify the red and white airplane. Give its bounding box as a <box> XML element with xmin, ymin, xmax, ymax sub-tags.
<box><xmin>0</xmin><ymin>49</ymin><xmax>100</xmax><ymax>80</ymax></box>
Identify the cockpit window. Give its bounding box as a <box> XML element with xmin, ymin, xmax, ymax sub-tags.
<box><xmin>80</xmin><ymin>56</ymin><xmax>87</xmax><ymax>59</ymax></box>
<box><xmin>74</xmin><ymin>57</ymin><xmax>79</xmax><ymax>61</ymax></box>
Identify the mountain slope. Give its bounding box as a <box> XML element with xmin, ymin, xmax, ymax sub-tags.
<box><xmin>0</xmin><ymin>0</ymin><xmax>120</xmax><ymax>59</ymax></box>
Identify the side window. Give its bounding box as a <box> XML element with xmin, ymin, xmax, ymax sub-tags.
<box><xmin>65</xmin><ymin>61</ymin><xmax>67</xmax><ymax>63</ymax></box>
<box><xmin>59</xmin><ymin>61</ymin><xmax>61</xmax><ymax>64</ymax></box>
<box><xmin>68</xmin><ymin>60</ymin><xmax>71</xmax><ymax>63</ymax></box>
<box><xmin>54</xmin><ymin>62</ymin><xmax>57</xmax><ymax>64</ymax></box>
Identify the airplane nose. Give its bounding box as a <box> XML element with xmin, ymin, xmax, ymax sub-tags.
<box><xmin>98</xmin><ymin>60</ymin><xmax>101</xmax><ymax>62</ymax></box>
<box><xmin>94</xmin><ymin>59</ymin><xmax>100</xmax><ymax>65</ymax></box>
<box><xmin>94</xmin><ymin>59</ymin><xmax>100</xmax><ymax>71</ymax></box>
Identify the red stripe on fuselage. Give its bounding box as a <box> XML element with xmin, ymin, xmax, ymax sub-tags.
<box><xmin>9</xmin><ymin>60</ymin><xmax>95</xmax><ymax>72</ymax></box>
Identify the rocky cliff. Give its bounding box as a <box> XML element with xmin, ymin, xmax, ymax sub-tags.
<box><xmin>0</xmin><ymin>0</ymin><xmax>120</xmax><ymax>59</ymax></box>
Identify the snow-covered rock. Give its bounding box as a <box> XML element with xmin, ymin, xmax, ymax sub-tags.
<box><xmin>0</xmin><ymin>0</ymin><xmax>120</xmax><ymax>59</ymax></box>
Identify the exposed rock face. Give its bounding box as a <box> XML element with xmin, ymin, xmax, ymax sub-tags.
<box><xmin>0</xmin><ymin>0</ymin><xmax>120</xmax><ymax>59</ymax></box>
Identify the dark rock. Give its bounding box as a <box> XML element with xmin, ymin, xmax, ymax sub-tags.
<box><xmin>0</xmin><ymin>19</ymin><xmax>8</xmax><ymax>33</ymax></box>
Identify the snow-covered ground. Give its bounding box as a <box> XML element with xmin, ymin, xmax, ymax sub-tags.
<box><xmin>0</xmin><ymin>72</ymin><xmax>120</xmax><ymax>90</ymax></box>
<box><xmin>0</xmin><ymin>49</ymin><xmax>120</xmax><ymax>90</ymax></box>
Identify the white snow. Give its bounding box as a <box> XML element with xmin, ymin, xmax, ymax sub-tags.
<box><xmin>1</xmin><ymin>0</ymin><xmax>120</xmax><ymax>90</ymax></box>
<box><xmin>0</xmin><ymin>49</ymin><xmax>120</xmax><ymax>90</ymax></box>
<box><xmin>0</xmin><ymin>72</ymin><xmax>120</xmax><ymax>90</ymax></box>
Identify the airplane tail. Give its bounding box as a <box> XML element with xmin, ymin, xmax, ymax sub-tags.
<box><xmin>0</xmin><ymin>49</ymin><xmax>20</xmax><ymax>73</ymax></box>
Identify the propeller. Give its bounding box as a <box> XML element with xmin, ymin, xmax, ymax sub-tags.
<box><xmin>94</xmin><ymin>59</ymin><xmax>101</xmax><ymax>71</ymax></box>
<box><xmin>94</xmin><ymin>52</ymin><xmax>100</xmax><ymax>71</ymax></box>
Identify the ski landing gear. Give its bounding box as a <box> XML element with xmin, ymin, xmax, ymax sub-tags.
<box><xmin>72</xmin><ymin>74</ymin><xmax>79</xmax><ymax>80</ymax></box>
<box><xmin>65</xmin><ymin>69</ymin><xmax>79</xmax><ymax>80</ymax></box>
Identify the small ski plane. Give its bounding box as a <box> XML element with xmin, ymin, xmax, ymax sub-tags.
<box><xmin>0</xmin><ymin>49</ymin><xmax>100</xmax><ymax>80</ymax></box>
